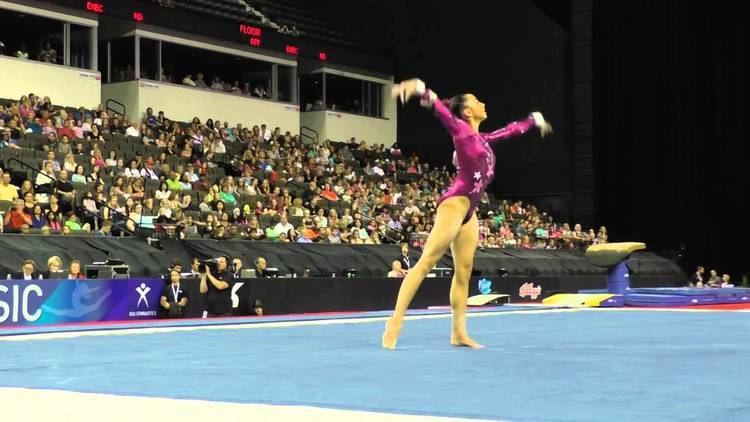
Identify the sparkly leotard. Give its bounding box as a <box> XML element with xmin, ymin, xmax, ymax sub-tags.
<box><xmin>418</xmin><ymin>85</ymin><xmax>539</xmax><ymax>224</ymax></box>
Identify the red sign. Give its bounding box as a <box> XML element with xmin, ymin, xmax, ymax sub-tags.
<box><xmin>249</xmin><ymin>38</ymin><xmax>261</xmax><ymax>47</ymax></box>
<box><xmin>285</xmin><ymin>45</ymin><xmax>299</xmax><ymax>55</ymax></box>
<box><xmin>239</xmin><ymin>24</ymin><xmax>262</xmax><ymax>37</ymax></box>
<box><xmin>133</xmin><ymin>12</ymin><xmax>144</xmax><ymax>22</ymax></box>
<box><xmin>85</xmin><ymin>1</ymin><xmax>104</xmax><ymax>13</ymax></box>
<box><xmin>318</xmin><ymin>52</ymin><xmax>327</xmax><ymax>61</ymax></box>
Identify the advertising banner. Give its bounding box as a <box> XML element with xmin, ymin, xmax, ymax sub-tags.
<box><xmin>0</xmin><ymin>278</ymin><xmax>164</xmax><ymax>326</ymax></box>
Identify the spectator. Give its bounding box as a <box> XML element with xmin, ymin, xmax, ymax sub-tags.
<box><xmin>4</xmin><ymin>199</ymin><xmax>32</xmax><ymax>232</ymax></box>
<box><xmin>199</xmin><ymin>256</ymin><xmax>232</xmax><ymax>317</ymax></box>
<box><xmin>274</xmin><ymin>214</ymin><xmax>294</xmax><ymax>235</ymax></box>
<box><xmin>15</xmin><ymin>44</ymin><xmax>29</xmax><ymax>59</ymax></box>
<box><xmin>0</xmin><ymin>171</ymin><xmax>19</xmax><ymax>202</ymax></box>
<box><xmin>161</xmin><ymin>269</ymin><xmax>189</xmax><ymax>318</ymax></box>
<box><xmin>93</xmin><ymin>220</ymin><xmax>113</xmax><ymax>237</ymax></box>
<box><xmin>189</xmin><ymin>257</ymin><xmax>201</xmax><ymax>276</ymax></box>
<box><xmin>10</xmin><ymin>259</ymin><xmax>42</xmax><ymax>280</ymax></box>
<box><xmin>30</xmin><ymin>205</ymin><xmax>46</xmax><ymax>228</ymax></box>
<box><xmin>397</xmin><ymin>244</ymin><xmax>413</xmax><ymax>273</ymax></box>
<box><xmin>253</xmin><ymin>299</ymin><xmax>264</xmax><ymax>316</ymax></box>
<box><xmin>67</xmin><ymin>259</ymin><xmax>85</xmax><ymax>279</ymax></box>
<box><xmin>689</xmin><ymin>266</ymin><xmax>704</xmax><ymax>287</ymax></box>
<box><xmin>387</xmin><ymin>260</ymin><xmax>406</xmax><ymax>278</ymax></box>
<box><xmin>253</xmin><ymin>84</ymin><xmax>268</xmax><ymax>98</ymax></box>
<box><xmin>38</xmin><ymin>42</ymin><xmax>57</xmax><ymax>63</ymax></box>
<box><xmin>46</xmin><ymin>256</ymin><xmax>65</xmax><ymax>279</ymax></box>
<box><xmin>232</xmin><ymin>257</ymin><xmax>243</xmax><ymax>278</ymax></box>
<box><xmin>254</xmin><ymin>257</ymin><xmax>268</xmax><ymax>277</ymax></box>
<box><xmin>707</xmin><ymin>269</ymin><xmax>721</xmax><ymax>287</ymax></box>
<box><xmin>182</xmin><ymin>74</ymin><xmax>196</xmax><ymax>87</ymax></box>
<box><xmin>721</xmin><ymin>274</ymin><xmax>733</xmax><ymax>288</ymax></box>
<box><xmin>194</xmin><ymin>73</ymin><xmax>208</xmax><ymax>89</ymax></box>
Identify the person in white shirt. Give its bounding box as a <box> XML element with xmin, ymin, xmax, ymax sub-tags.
<box><xmin>140</xmin><ymin>158</ymin><xmax>159</xmax><ymax>180</ymax></box>
<box><xmin>213</xmin><ymin>138</ymin><xmax>226</xmax><ymax>154</ymax></box>
<box><xmin>273</xmin><ymin>214</ymin><xmax>294</xmax><ymax>235</ymax></box>
<box><xmin>182</xmin><ymin>74</ymin><xmax>196</xmax><ymax>87</ymax></box>
<box><xmin>260</xmin><ymin>124</ymin><xmax>272</xmax><ymax>141</ymax></box>
<box><xmin>125</xmin><ymin>122</ymin><xmax>140</xmax><ymax>137</ymax></box>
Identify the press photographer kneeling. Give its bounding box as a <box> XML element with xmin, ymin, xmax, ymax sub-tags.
<box><xmin>198</xmin><ymin>256</ymin><xmax>233</xmax><ymax>317</ymax></box>
<box><xmin>160</xmin><ymin>269</ymin><xmax>189</xmax><ymax>318</ymax></box>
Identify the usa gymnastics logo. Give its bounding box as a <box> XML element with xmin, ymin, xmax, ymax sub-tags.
<box><xmin>478</xmin><ymin>278</ymin><xmax>492</xmax><ymax>294</ymax></box>
<box><xmin>519</xmin><ymin>282</ymin><xmax>542</xmax><ymax>300</ymax></box>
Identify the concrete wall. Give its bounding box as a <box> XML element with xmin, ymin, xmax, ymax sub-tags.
<box><xmin>0</xmin><ymin>56</ymin><xmax>101</xmax><ymax>108</ymax></box>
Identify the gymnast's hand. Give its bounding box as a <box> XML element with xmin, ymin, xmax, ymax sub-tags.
<box><xmin>391</xmin><ymin>79</ymin><xmax>423</xmax><ymax>104</ymax></box>
<box><xmin>530</xmin><ymin>111</ymin><xmax>554</xmax><ymax>137</ymax></box>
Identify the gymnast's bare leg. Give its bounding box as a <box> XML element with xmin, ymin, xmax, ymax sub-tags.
<box><xmin>449</xmin><ymin>213</ymin><xmax>483</xmax><ymax>348</ymax></box>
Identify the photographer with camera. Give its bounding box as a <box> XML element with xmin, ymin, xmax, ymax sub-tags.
<box><xmin>198</xmin><ymin>256</ymin><xmax>233</xmax><ymax>317</ymax></box>
<box><xmin>160</xmin><ymin>269</ymin><xmax>188</xmax><ymax>318</ymax></box>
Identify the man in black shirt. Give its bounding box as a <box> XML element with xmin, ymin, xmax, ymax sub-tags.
<box><xmin>199</xmin><ymin>256</ymin><xmax>232</xmax><ymax>317</ymax></box>
<box><xmin>397</xmin><ymin>244</ymin><xmax>413</xmax><ymax>274</ymax></box>
<box><xmin>254</xmin><ymin>257</ymin><xmax>267</xmax><ymax>278</ymax></box>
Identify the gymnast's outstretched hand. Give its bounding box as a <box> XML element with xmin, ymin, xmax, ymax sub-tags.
<box><xmin>530</xmin><ymin>111</ymin><xmax>554</xmax><ymax>137</ymax></box>
<box><xmin>391</xmin><ymin>78</ymin><xmax>423</xmax><ymax>104</ymax></box>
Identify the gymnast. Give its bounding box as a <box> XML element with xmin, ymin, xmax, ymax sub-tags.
<box><xmin>382</xmin><ymin>78</ymin><xmax>553</xmax><ymax>349</ymax></box>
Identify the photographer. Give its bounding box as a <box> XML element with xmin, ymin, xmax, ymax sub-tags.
<box><xmin>199</xmin><ymin>256</ymin><xmax>232</xmax><ymax>317</ymax></box>
<box><xmin>160</xmin><ymin>269</ymin><xmax>188</xmax><ymax>318</ymax></box>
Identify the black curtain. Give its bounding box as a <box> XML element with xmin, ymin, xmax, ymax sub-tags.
<box><xmin>592</xmin><ymin>1</ymin><xmax>750</xmax><ymax>279</ymax></box>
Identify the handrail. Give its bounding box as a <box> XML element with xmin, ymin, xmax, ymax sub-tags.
<box><xmin>106</xmin><ymin>98</ymin><xmax>126</xmax><ymax>119</ymax></box>
<box><xmin>300</xmin><ymin>126</ymin><xmax>318</xmax><ymax>144</ymax></box>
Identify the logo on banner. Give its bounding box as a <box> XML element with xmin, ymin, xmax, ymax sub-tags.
<box><xmin>42</xmin><ymin>281</ymin><xmax>111</xmax><ymax>318</ymax></box>
<box><xmin>478</xmin><ymin>278</ymin><xmax>493</xmax><ymax>294</ymax></box>
<box><xmin>231</xmin><ymin>282</ymin><xmax>244</xmax><ymax>308</ymax></box>
<box><xmin>136</xmin><ymin>283</ymin><xmax>151</xmax><ymax>308</ymax></box>
<box><xmin>519</xmin><ymin>282</ymin><xmax>542</xmax><ymax>300</ymax></box>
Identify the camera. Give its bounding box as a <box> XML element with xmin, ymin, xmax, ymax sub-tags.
<box><xmin>197</xmin><ymin>258</ymin><xmax>220</xmax><ymax>273</ymax></box>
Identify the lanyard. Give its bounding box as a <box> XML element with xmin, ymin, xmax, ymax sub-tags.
<box><xmin>172</xmin><ymin>283</ymin><xmax>180</xmax><ymax>302</ymax></box>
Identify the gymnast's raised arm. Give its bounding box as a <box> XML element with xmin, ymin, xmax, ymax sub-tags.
<box><xmin>483</xmin><ymin>112</ymin><xmax>552</xmax><ymax>144</ymax></box>
<box><xmin>392</xmin><ymin>78</ymin><xmax>471</xmax><ymax>138</ymax></box>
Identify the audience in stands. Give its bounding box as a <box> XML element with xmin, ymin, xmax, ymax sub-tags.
<box><xmin>1</xmin><ymin>92</ymin><xmax>607</xmax><ymax>258</ymax></box>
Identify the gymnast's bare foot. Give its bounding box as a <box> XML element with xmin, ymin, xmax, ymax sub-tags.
<box><xmin>451</xmin><ymin>334</ymin><xmax>485</xmax><ymax>349</ymax></box>
<box><xmin>382</xmin><ymin>317</ymin><xmax>402</xmax><ymax>350</ymax></box>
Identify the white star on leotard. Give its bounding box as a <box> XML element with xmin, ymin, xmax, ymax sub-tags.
<box><xmin>474</xmin><ymin>171</ymin><xmax>482</xmax><ymax>181</ymax></box>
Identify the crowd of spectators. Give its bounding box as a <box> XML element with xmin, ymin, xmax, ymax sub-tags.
<box><xmin>688</xmin><ymin>266</ymin><xmax>735</xmax><ymax>288</ymax></box>
<box><xmin>1</xmin><ymin>92</ymin><xmax>607</xmax><ymax>252</ymax></box>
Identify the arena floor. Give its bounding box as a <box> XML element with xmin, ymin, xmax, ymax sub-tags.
<box><xmin>1</xmin><ymin>306</ymin><xmax>749</xmax><ymax>421</ymax></box>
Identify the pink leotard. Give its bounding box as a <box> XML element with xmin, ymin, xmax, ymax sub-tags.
<box><xmin>419</xmin><ymin>86</ymin><xmax>539</xmax><ymax>224</ymax></box>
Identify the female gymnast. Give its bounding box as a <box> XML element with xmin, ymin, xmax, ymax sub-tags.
<box><xmin>382</xmin><ymin>78</ymin><xmax>552</xmax><ymax>349</ymax></box>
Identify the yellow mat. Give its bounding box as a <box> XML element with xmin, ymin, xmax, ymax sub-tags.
<box><xmin>586</xmin><ymin>242</ymin><xmax>646</xmax><ymax>267</ymax></box>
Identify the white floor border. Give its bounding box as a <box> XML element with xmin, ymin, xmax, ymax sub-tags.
<box><xmin>0</xmin><ymin>387</ymin><xmax>501</xmax><ymax>422</ymax></box>
<box><xmin>2</xmin><ymin>305</ymin><xmax>747</xmax><ymax>343</ymax></box>
<box><xmin>0</xmin><ymin>308</ymin><xmax>581</xmax><ymax>342</ymax></box>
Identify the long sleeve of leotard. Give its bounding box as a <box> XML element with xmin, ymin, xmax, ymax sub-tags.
<box><xmin>483</xmin><ymin>117</ymin><xmax>537</xmax><ymax>145</ymax></box>
<box><xmin>414</xmin><ymin>80</ymin><xmax>471</xmax><ymax>139</ymax></box>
